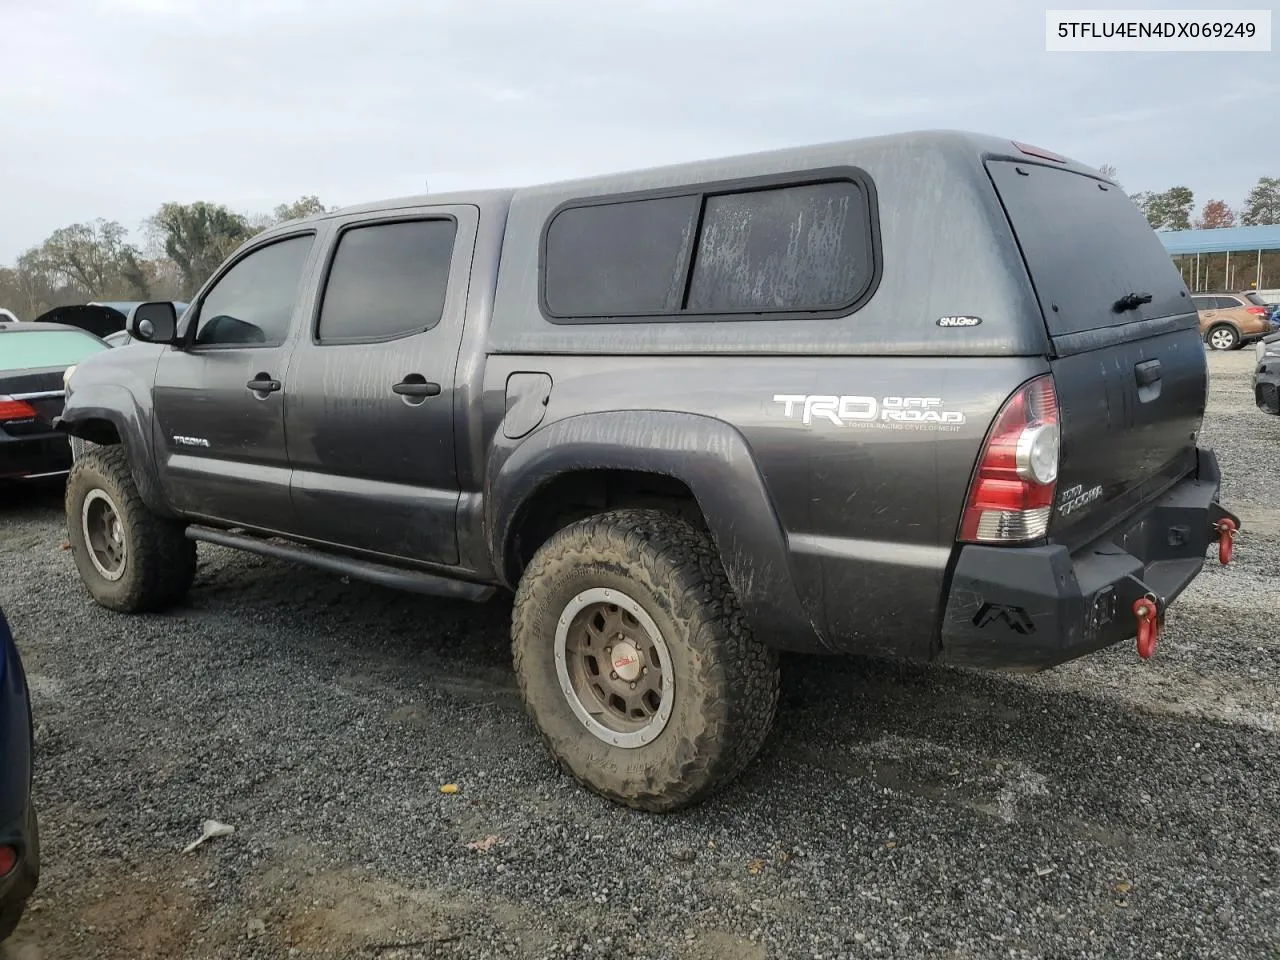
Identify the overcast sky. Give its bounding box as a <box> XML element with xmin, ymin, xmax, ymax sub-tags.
<box><xmin>2</xmin><ymin>0</ymin><xmax>1276</xmax><ymax>264</ymax></box>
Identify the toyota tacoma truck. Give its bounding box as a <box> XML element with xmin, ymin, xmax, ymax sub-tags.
<box><xmin>55</xmin><ymin>130</ymin><xmax>1240</xmax><ymax>812</ymax></box>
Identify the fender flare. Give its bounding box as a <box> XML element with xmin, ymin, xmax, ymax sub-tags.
<box><xmin>487</xmin><ymin>410</ymin><xmax>827</xmax><ymax>651</ymax></box>
<box><xmin>57</xmin><ymin>385</ymin><xmax>175</xmax><ymax>519</ymax></box>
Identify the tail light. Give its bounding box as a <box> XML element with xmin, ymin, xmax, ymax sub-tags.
<box><xmin>1247</xmin><ymin>307</ymin><xmax>1269</xmax><ymax>316</ymax></box>
<box><xmin>0</xmin><ymin>845</ymin><xmax>15</xmax><ymax>877</ymax></box>
<box><xmin>959</xmin><ymin>375</ymin><xmax>1060</xmax><ymax>544</ymax></box>
<box><xmin>0</xmin><ymin>397</ymin><xmax>38</xmax><ymax>423</ymax></box>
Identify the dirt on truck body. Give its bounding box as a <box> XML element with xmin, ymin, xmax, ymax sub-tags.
<box><xmin>55</xmin><ymin>129</ymin><xmax>1238</xmax><ymax>811</ymax></box>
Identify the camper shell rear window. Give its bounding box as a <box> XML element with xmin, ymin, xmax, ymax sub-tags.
<box><xmin>985</xmin><ymin>160</ymin><xmax>1192</xmax><ymax>337</ymax></box>
<box><xmin>539</xmin><ymin>168</ymin><xmax>881</xmax><ymax>324</ymax></box>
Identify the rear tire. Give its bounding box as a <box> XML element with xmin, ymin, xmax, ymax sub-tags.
<box><xmin>1206</xmin><ymin>323</ymin><xmax>1240</xmax><ymax>350</ymax></box>
<box><xmin>511</xmin><ymin>508</ymin><xmax>780</xmax><ymax>812</ymax></box>
<box><xmin>65</xmin><ymin>446</ymin><xmax>196</xmax><ymax>613</ymax></box>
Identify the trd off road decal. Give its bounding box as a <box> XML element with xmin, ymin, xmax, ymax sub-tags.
<box><xmin>773</xmin><ymin>394</ymin><xmax>966</xmax><ymax>431</ymax></box>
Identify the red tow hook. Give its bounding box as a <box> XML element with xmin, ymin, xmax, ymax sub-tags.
<box><xmin>1133</xmin><ymin>594</ymin><xmax>1161</xmax><ymax>660</ymax></box>
<box><xmin>1215</xmin><ymin>518</ymin><xmax>1238</xmax><ymax>566</ymax></box>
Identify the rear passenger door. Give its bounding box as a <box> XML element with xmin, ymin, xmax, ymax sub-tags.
<box><xmin>284</xmin><ymin>207</ymin><xmax>478</xmax><ymax>566</ymax></box>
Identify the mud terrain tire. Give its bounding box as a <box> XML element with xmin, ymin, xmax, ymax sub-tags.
<box><xmin>512</xmin><ymin>508</ymin><xmax>780</xmax><ymax>812</ymax></box>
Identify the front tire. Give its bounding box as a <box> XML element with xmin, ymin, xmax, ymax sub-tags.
<box><xmin>64</xmin><ymin>446</ymin><xmax>196</xmax><ymax>613</ymax></box>
<box><xmin>511</xmin><ymin>508</ymin><xmax>780</xmax><ymax>812</ymax></box>
<box><xmin>1207</xmin><ymin>323</ymin><xmax>1240</xmax><ymax>350</ymax></box>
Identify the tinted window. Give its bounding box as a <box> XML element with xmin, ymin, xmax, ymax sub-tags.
<box><xmin>195</xmin><ymin>235</ymin><xmax>314</xmax><ymax>346</ymax></box>
<box><xmin>1245</xmin><ymin>292</ymin><xmax>1267</xmax><ymax>306</ymax></box>
<box><xmin>1191</xmin><ymin>297</ymin><xmax>1212</xmax><ymax>310</ymax></box>
<box><xmin>986</xmin><ymin>162</ymin><xmax>1190</xmax><ymax>336</ymax></box>
<box><xmin>1</xmin><ymin>330</ymin><xmax>108</xmax><ymax>371</ymax></box>
<box><xmin>1216</xmin><ymin>296</ymin><xmax>1242</xmax><ymax>309</ymax></box>
<box><xmin>543</xmin><ymin>195</ymin><xmax>698</xmax><ymax>317</ymax></box>
<box><xmin>317</xmin><ymin>219</ymin><xmax>457</xmax><ymax>343</ymax></box>
<box><xmin>541</xmin><ymin>174</ymin><xmax>876</xmax><ymax>321</ymax></box>
<box><xmin>686</xmin><ymin>182</ymin><xmax>871</xmax><ymax>312</ymax></box>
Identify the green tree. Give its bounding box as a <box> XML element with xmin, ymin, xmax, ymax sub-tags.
<box><xmin>147</xmin><ymin>201</ymin><xmax>254</xmax><ymax>296</ymax></box>
<box><xmin>1130</xmin><ymin>187</ymin><xmax>1194</xmax><ymax>230</ymax></box>
<box><xmin>1242</xmin><ymin>176</ymin><xmax>1280</xmax><ymax>225</ymax></box>
<box><xmin>271</xmin><ymin>195</ymin><xmax>329</xmax><ymax>224</ymax></box>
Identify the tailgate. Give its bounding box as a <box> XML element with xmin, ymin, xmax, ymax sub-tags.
<box><xmin>986</xmin><ymin>159</ymin><xmax>1206</xmax><ymax>547</ymax></box>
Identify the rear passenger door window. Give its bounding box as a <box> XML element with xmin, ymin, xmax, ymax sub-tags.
<box><xmin>541</xmin><ymin>170</ymin><xmax>878</xmax><ymax>323</ymax></box>
<box><xmin>1216</xmin><ymin>296</ymin><xmax>1243</xmax><ymax>310</ymax></box>
<box><xmin>317</xmin><ymin>218</ymin><xmax>458</xmax><ymax>344</ymax></box>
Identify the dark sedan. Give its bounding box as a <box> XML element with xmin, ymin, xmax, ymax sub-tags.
<box><xmin>0</xmin><ymin>605</ymin><xmax>38</xmax><ymax>942</ymax></box>
<box><xmin>1</xmin><ymin>321</ymin><xmax>111</xmax><ymax>481</ymax></box>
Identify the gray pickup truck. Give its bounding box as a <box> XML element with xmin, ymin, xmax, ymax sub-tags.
<box><xmin>56</xmin><ymin>130</ymin><xmax>1239</xmax><ymax>811</ymax></box>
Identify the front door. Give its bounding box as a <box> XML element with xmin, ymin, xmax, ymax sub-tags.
<box><xmin>284</xmin><ymin>208</ymin><xmax>477</xmax><ymax>566</ymax></box>
<box><xmin>151</xmin><ymin>231</ymin><xmax>321</xmax><ymax>533</ymax></box>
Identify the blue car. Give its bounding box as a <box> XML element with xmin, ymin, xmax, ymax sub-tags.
<box><xmin>0</xmin><ymin>606</ymin><xmax>37</xmax><ymax>942</ymax></box>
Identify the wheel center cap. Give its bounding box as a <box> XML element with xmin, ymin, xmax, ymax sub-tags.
<box><xmin>610</xmin><ymin>640</ymin><xmax>643</xmax><ymax>682</ymax></box>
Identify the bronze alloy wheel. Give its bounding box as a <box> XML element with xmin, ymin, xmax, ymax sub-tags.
<box><xmin>81</xmin><ymin>488</ymin><xmax>127</xmax><ymax>581</ymax></box>
<box><xmin>554</xmin><ymin>587</ymin><xmax>674</xmax><ymax>748</ymax></box>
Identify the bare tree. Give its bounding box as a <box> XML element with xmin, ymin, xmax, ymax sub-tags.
<box><xmin>38</xmin><ymin>219</ymin><xmax>149</xmax><ymax>298</ymax></box>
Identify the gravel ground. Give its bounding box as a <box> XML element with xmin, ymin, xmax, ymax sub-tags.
<box><xmin>1</xmin><ymin>350</ymin><xmax>1278</xmax><ymax>960</ymax></box>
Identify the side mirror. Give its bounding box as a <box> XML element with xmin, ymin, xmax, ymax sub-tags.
<box><xmin>128</xmin><ymin>301</ymin><xmax>180</xmax><ymax>345</ymax></box>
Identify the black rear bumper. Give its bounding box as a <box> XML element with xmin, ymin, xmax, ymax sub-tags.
<box><xmin>937</xmin><ymin>448</ymin><xmax>1237</xmax><ymax>671</ymax></box>
<box><xmin>0</xmin><ymin>433</ymin><xmax>71</xmax><ymax>480</ymax></box>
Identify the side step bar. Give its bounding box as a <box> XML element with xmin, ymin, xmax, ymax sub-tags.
<box><xmin>185</xmin><ymin>525</ymin><xmax>497</xmax><ymax>603</ymax></box>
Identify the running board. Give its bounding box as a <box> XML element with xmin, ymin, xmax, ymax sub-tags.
<box><xmin>184</xmin><ymin>525</ymin><xmax>497</xmax><ymax>602</ymax></box>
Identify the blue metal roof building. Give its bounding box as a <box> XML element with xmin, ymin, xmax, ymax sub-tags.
<box><xmin>1156</xmin><ymin>225</ymin><xmax>1280</xmax><ymax>255</ymax></box>
<box><xmin>1156</xmin><ymin>225</ymin><xmax>1280</xmax><ymax>294</ymax></box>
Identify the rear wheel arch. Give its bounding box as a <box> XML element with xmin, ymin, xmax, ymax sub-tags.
<box><xmin>488</xmin><ymin>410</ymin><xmax>824</xmax><ymax>652</ymax></box>
<box><xmin>503</xmin><ymin>468</ymin><xmax>707</xmax><ymax>586</ymax></box>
